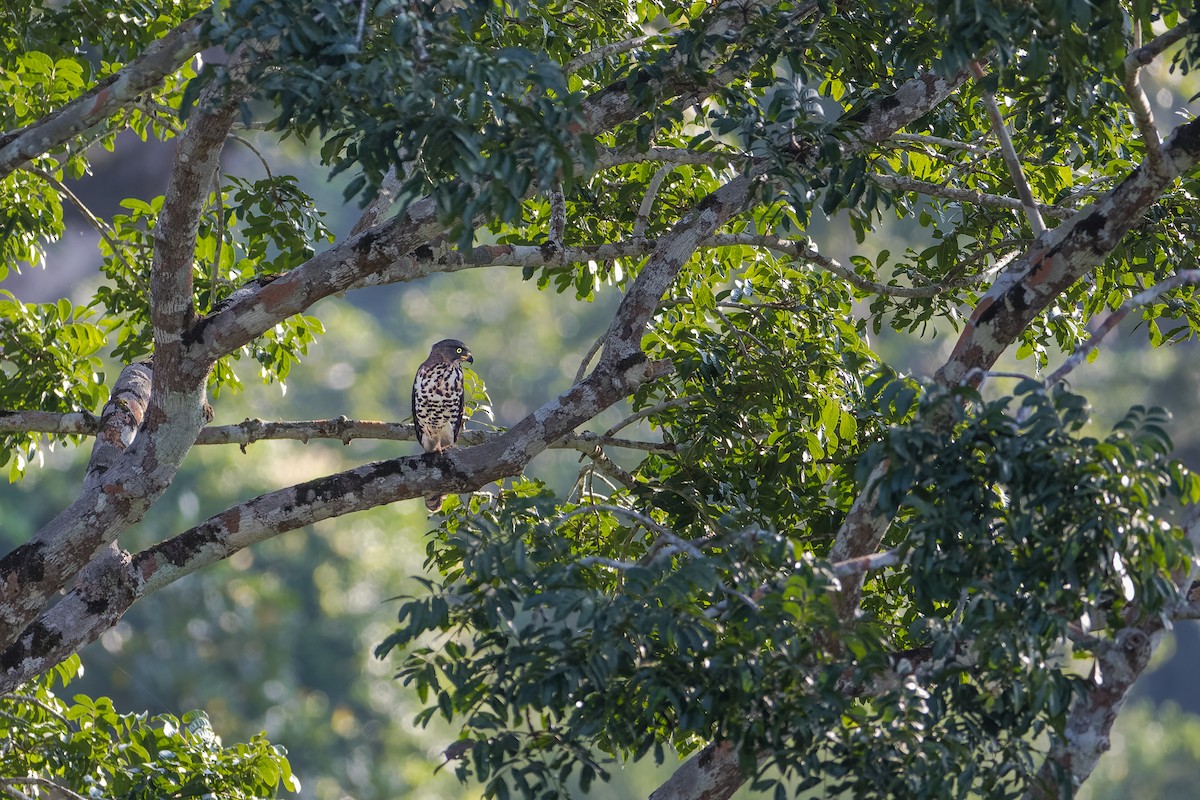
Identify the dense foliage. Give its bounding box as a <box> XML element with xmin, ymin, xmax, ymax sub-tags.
<box><xmin>6</xmin><ymin>1</ymin><xmax>1200</xmax><ymax>799</ymax></box>
<box><xmin>1</xmin><ymin>655</ymin><xmax>298</xmax><ymax>798</ymax></box>
<box><xmin>382</xmin><ymin>381</ymin><xmax>1198</xmax><ymax>798</ymax></box>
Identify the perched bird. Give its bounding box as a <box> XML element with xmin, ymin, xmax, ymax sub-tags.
<box><xmin>412</xmin><ymin>338</ymin><xmax>474</xmax><ymax>511</ymax></box>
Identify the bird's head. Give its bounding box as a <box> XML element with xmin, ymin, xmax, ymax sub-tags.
<box><xmin>429</xmin><ymin>338</ymin><xmax>473</xmax><ymax>364</ymax></box>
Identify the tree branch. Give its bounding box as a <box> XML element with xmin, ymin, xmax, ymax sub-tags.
<box><xmin>0</xmin><ymin>13</ymin><xmax>206</xmax><ymax>178</ymax></box>
<box><xmin>830</xmin><ymin>115</ymin><xmax>1200</xmax><ymax>622</ymax></box>
<box><xmin>596</xmin><ymin>145</ymin><xmax>745</xmax><ymax>170</ymax></box>
<box><xmin>938</xmin><ymin>114</ymin><xmax>1200</xmax><ymax>388</ymax></box>
<box><xmin>1044</xmin><ymin>270</ymin><xmax>1200</xmax><ymax>386</ymax></box>
<box><xmin>184</xmin><ymin>2</ymin><xmax>781</xmax><ymax>368</ymax></box>
<box><xmin>0</xmin><ymin>349</ymin><xmax>675</xmax><ymax>691</ymax></box>
<box><xmin>1027</xmin><ymin>507</ymin><xmax>1200</xmax><ymax>797</ymax></box>
<box><xmin>1122</xmin><ymin>21</ymin><xmax>1191</xmax><ymax>173</ymax></box>
<box><xmin>348</xmin><ymin>165</ymin><xmax>402</xmax><ymax>237</ymax></box>
<box><xmin>80</xmin><ymin>362</ymin><xmax>153</xmax><ymax>493</ymax></box>
<box><xmin>890</xmin><ymin>131</ymin><xmax>987</xmax><ymax>154</ymax></box>
<box><xmin>0</xmin><ymin>45</ymin><xmax>261</xmax><ymax>657</ymax></box>
<box><xmin>869</xmin><ymin>172</ymin><xmax>1076</xmax><ymax>220</ymax></box>
<box><xmin>0</xmin><ymin>412</ymin><xmax>675</xmax><ymax>454</ymax></box>
<box><xmin>0</xmin><ymin>114</ymin><xmax>753</xmax><ymax>688</ymax></box>
<box><xmin>828</xmin><ymin>548</ymin><xmax>903</xmax><ymax>579</ymax></box>
<box><xmin>23</xmin><ymin>166</ymin><xmax>141</xmax><ymax>279</ymax></box>
<box><xmin>646</xmin><ymin>65</ymin><xmax>975</xmax><ymax>800</ymax></box>
<box><xmin>564</xmin><ymin>33</ymin><xmax>662</xmax><ymax>74</ymax></box>
<box><xmin>633</xmin><ymin>165</ymin><xmax>675</xmax><ymax>237</ymax></box>
<box><xmin>968</xmin><ymin>60</ymin><xmax>1046</xmax><ymax>236</ymax></box>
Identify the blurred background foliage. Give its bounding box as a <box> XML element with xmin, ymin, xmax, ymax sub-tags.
<box><xmin>6</xmin><ymin>18</ymin><xmax>1200</xmax><ymax>800</ymax></box>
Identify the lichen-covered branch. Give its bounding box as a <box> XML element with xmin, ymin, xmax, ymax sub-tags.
<box><xmin>0</xmin><ymin>47</ymin><xmax>258</xmax><ymax>657</ymax></box>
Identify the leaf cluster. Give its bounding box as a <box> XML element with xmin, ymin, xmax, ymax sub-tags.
<box><xmin>0</xmin><ymin>655</ymin><xmax>299</xmax><ymax>799</ymax></box>
<box><xmin>380</xmin><ymin>373</ymin><xmax>1199</xmax><ymax>798</ymax></box>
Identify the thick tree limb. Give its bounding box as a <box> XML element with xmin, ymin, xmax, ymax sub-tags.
<box><xmin>937</xmin><ymin>116</ymin><xmax>1200</xmax><ymax>387</ymax></box>
<box><xmin>644</xmin><ymin>66</ymin><xmax>974</xmax><ymax>800</ymax></box>
<box><xmin>80</xmin><ymin>362</ymin><xmax>153</xmax><ymax>493</ymax></box>
<box><xmin>0</xmin><ymin>13</ymin><xmax>206</xmax><ymax>178</ymax></box>
<box><xmin>1027</xmin><ymin>625</ymin><xmax>1161</xmax><ymax>799</ymax></box>
<box><xmin>0</xmin><ymin>47</ymin><xmax>257</xmax><ymax>656</ymax></box>
<box><xmin>1028</xmin><ymin>508</ymin><xmax>1200</xmax><ymax>798</ymax></box>
<box><xmin>648</xmin><ymin>742</ymin><xmax>744</xmax><ymax>800</ymax></box>
<box><xmin>0</xmin><ymin>3</ymin><xmax>806</xmax><ymax>660</ymax></box>
<box><xmin>0</xmin><ymin>144</ymin><xmax>741</xmax><ymax>685</ymax></box>
<box><xmin>1</xmin><ymin>4</ymin><xmax>776</xmax><ymax>671</ymax></box>
<box><xmin>183</xmin><ymin>2</ymin><xmax>779</xmax><ymax>369</ymax></box>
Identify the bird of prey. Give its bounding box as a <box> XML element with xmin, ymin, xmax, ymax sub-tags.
<box><xmin>412</xmin><ymin>338</ymin><xmax>474</xmax><ymax>511</ymax></box>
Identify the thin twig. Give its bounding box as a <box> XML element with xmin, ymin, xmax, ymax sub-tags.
<box><xmin>870</xmin><ymin>173</ymin><xmax>1076</xmax><ymax>220</ymax></box>
<box><xmin>584</xmin><ymin>449</ymin><xmax>639</xmax><ymax>490</ymax></box>
<box><xmin>596</xmin><ymin>145</ymin><xmax>745</xmax><ymax>170</ymax></box>
<box><xmin>1045</xmin><ymin>270</ymin><xmax>1200</xmax><ymax>386</ymax></box>
<box><xmin>574</xmin><ymin>329</ymin><xmax>607</xmax><ymax>385</ymax></box>
<box><xmin>564</xmin><ymin>33</ymin><xmax>661</xmax><ymax>74</ymax></box>
<box><xmin>556</xmin><ymin>503</ymin><xmax>704</xmax><ymax>559</ymax></box>
<box><xmin>0</xmin><ymin>777</ymin><xmax>89</xmax><ymax>800</ymax></box>
<box><xmin>227</xmin><ymin>132</ymin><xmax>274</xmax><ymax>179</ymax></box>
<box><xmin>0</xmin><ymin>692</ymin><xmax>70</xmax><ymax>723</ymax></box>
<box><xmin>602</xmin><ymin>395</ymin><xmax>700</xmax><ymax>438</ymax></box>
<box><xmin>23</xmin><ymin>166</ymin><xmax>140</xmax><ymax>280</ymax></box>
<box><xmin>968</xmin><ymin>60</ymin><xmax>1046</xmax><ymax>236</ymax></box>
<box><xmin>890</xmin><ymin>132</ymin><xmax>988</xmax><ymax>154</ymax></box>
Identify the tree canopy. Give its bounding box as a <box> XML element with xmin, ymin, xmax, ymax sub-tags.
<box><xmin>5</xmin><ymin>1</ymin><xmax>1200</xmax><ymax>798</ymax></box>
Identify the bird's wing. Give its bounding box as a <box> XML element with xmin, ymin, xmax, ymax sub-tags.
<box><xmin>453</xmin><ymin>374</ymin><xmax>466</xmax><ymax>443</ymax></box>
<box><xmin>412</xmin><ymin>366</ymin><xmax>424</xmax><ymax>449</ymax></box>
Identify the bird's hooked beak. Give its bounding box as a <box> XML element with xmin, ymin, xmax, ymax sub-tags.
<box><xmin>462</xmin><ymin>353</ymin><xmax>474</xmax><ymax>364</ymax></box>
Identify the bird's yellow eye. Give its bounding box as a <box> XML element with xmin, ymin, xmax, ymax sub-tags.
<box><xmin>456</xmin><ymin>347</ymin><xmax>463</xmax><ymax>353</ymax></box>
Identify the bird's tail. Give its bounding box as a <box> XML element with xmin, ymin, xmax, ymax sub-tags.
<box><xmin>424</xmin><ymin>494</ymin><xmax>444</xmax><ymax>512</ymax></box>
